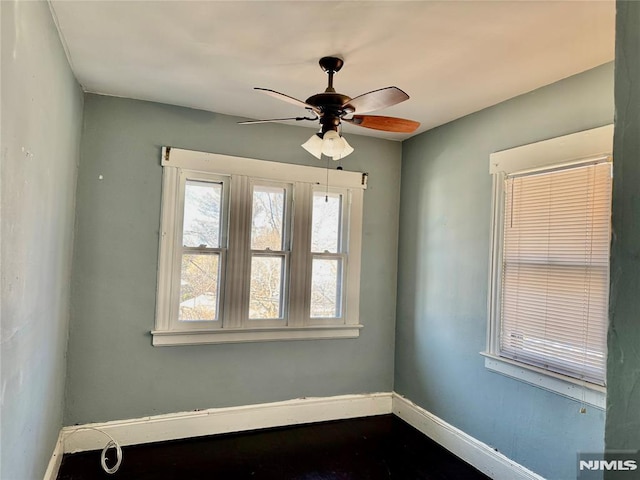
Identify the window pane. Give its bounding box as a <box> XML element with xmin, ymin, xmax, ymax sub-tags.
<box><xmin>179</xmin><ymin>253</ymin><xmax>219</xmax><ymax>321</ymax></box>
<box><xmin>183</xmin><ymin>180</ymin><xmax>222</xmax><ymax>248</ymax></box>
<box><xmin>251</xmin><ymin>185</ymin><xmax>285</xmax><ymax>251</ymax></box>
<box><xmin>310</xmin><ymin>258</ymin><xmax>342</xmax><ymax>318</ymax></box>
<box><xmin>312</xmin><ymin>192</ymin><xmax>342</xmax><ymax>253</ymax></box>
<box><xmin>249</xmin><ymin>256</ymin><xmax>284</xmax><ymax>319</ymax></box>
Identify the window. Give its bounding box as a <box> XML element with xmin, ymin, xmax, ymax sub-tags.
<box><xmin>153</xmin><ymin>148</ymin><xmax>365</xmax><ymax>345</ymax></box>
<box><xmin>179</xmin><ymin>177</ymin><xmax>228</xmax><ymax>325</ymax></box>
<box><xmin>484</xmin><ymin>125</ymin><xmax>613</xmax><ymax>408</ymax></box>
<box><xmin>248</xmin><ymin>182</ymin><xmax>290</xmax><ymax>322</ymax></box>
<box><xmin>310</xmin><ymin>189</ymin><xmax>347</xmax><ymax>320</ymax></box>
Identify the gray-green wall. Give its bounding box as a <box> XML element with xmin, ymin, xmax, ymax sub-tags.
<box><xmin>605</xmin><ymin>0</ymin><xmax>640</xmax><ymax>466</ymax></box>
<box><xmin>395</xmin><ymin>63</ymin><xmax>614</xmax><ymax>480</ymax></box>
<box><xmin>0</xmin><ymin>1</ymin><xmax>83</xmax><ymax>478</ymax></box>
<box><xmin>5</xmin><ymin>4</ymin><xmax>629</xmax><ymax>478</ymax></box>
<box><xmin>64</xmin><ymin>94</ymin><xmax>401</xmax><ymax>425</ymax></box>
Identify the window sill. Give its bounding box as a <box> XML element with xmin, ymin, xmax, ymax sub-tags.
<box><xmin>151</xmin><ymin>324</ymin><xmax>363</xmax><ymax>346</ymax></box>
<box><xmin>481</xmin><ymin>352</ymin><xmax>606</xmax><ymax>409</ymax></box>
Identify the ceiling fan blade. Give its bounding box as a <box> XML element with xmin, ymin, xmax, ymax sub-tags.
<box><xmin>343</xmin><ymin>115</ymin><xmax>420</xmax><ymax>133</ymax></box>
<box><xmin>343</xmin><ymin>87</ymin><xmax>409</xmax><ymax>114</ymax></box>
<box><xmin>254</xmin><ymin>88</ymin><xmax>320</xmax><ymax>113</ymax></box>
<box><xmin>238</xmin><ymin>116</ymin><xmax>317</xmax><ymax>125</ymax></box>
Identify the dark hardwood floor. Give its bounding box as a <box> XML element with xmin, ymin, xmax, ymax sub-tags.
<box><xmin>57</xmin><ymin>414</ymin><xmax>490</xmax><ymax>479</ymax></box>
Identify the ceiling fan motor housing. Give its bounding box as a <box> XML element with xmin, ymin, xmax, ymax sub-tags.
<box><xmin>318</xmin><ymin>112</ymin><xmax>341</xmax><ymax>135</ymax></box>
<box><xmin>307</xmin><ymin>57</ymin><xmax>355</xmax><ymax>134</ymax></box>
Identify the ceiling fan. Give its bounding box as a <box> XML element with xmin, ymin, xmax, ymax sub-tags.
<box><xmin>239</xmin><ymin>56</ymin><xmax>420</xmax><ymax>159</ymax></box>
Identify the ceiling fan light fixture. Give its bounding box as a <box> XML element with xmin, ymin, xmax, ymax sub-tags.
<box><xmin>337</xmin><ymin>136</ymin><xmax>354</xmax><ymax>159</ymax></box>
<box><xmin>321</xmin><ymin>130</ymin><xmax>341</xmax><ymax>157</ymax></box>
<box><xmin>302</xmin><ymin>130</ymin><xmax>354</xmax><ymax>160</ymax></box>
<box><xmin>322</xmin><ymin>131</ymin><xmax>354</xmax><ymax>160</ymax></box>
<box><xmin>301</xmin><ymin>133</ymin><xmax>323</xmax><ymax>159</ymax></box>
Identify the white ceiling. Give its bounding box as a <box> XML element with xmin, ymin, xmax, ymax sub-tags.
<box><xmin>50</xmin><ymin>0</ymin><xmax>615</xmax><ymax>141</ymax></box>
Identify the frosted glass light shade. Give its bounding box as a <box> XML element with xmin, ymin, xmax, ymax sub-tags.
<box><xmin>336</xmin><ymin>137</ymin><xmax>354</xmax><ymax>159</ymax></box>
<box><xmin>321</xmin><ymin>130</ymin><xmax>341</xmax><ymax>157</ymax></box>
<box><xmin>302</xmin><ymin>131</ymin><xmax>354</xmax><ymax>160</ymax></box>
<box><xmin>301</xmin><ymin>133</ymin><xmax>323</xmax><ymax>159</ymax></box>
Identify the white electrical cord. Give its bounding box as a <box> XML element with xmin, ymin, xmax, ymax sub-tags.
<box><xmin>65</xmin><ymin>427</ymin><xmax>123</xmax><ymax>474</ymax></box>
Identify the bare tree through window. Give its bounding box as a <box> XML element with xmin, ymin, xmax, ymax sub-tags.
<box><xmin>310</xmin><ymin>192</ymin><xmax>344</xmax><ymax>318</ymax></box>
<box><xmin>249</xmin><ymin>185</ymin><xmax>286</xmax><ymax>319</ymax></box>
<box><xmin>179</xmin><ymin>180</ymin><xmax>222</xmax><ymax>321</ymax></box>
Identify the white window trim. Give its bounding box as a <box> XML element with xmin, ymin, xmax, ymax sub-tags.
<box><xmin>483</xmin><ymin>124</ymin><xmax>613</xmax><ymax>409</ymax></box>
<box><xmin>153</xmin><ymin>148</ymin><xmax>366</xmax><ymax>346</ymax></box>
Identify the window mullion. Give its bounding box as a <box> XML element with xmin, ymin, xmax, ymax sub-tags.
<box><xmin>288</xmin><ymin>182</ymin><xmax>312</xmax><ymax>327</ymax></box>
<box><xmin>223</xmin><ymin>175</ymin><xmax>252</xmax><ymax>328</ymax></box>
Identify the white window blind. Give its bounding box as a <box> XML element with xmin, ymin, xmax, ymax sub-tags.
<box><xmin>500</xmin><ymin>160</ymin><xmax>612</xmax><ymax>385</ymax></box>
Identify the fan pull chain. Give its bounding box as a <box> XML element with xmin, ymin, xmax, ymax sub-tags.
<box><xmin>325</xmin><ymin>155</ymin><xmax>330</xmax><ymax>202</ymax></box>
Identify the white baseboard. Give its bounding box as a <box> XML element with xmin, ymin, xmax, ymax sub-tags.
<box><xmin>61</xmin><ymin>393</ymin><xmax>393</xmax><ymax>454</ymax></box>
<box><xmin>42</xmin><ymin>431</ymin><xmax>64</xmax><ymax>480</ymax></box>
<box><xmin>392</xmin><ymin>393</ymin><xmax>545</xmax><ymax>480</ymax></box>
<box><xmin>45</xmin><ymin>392</ymin><xmax>543</xmax><ymax>480</ymax></box>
